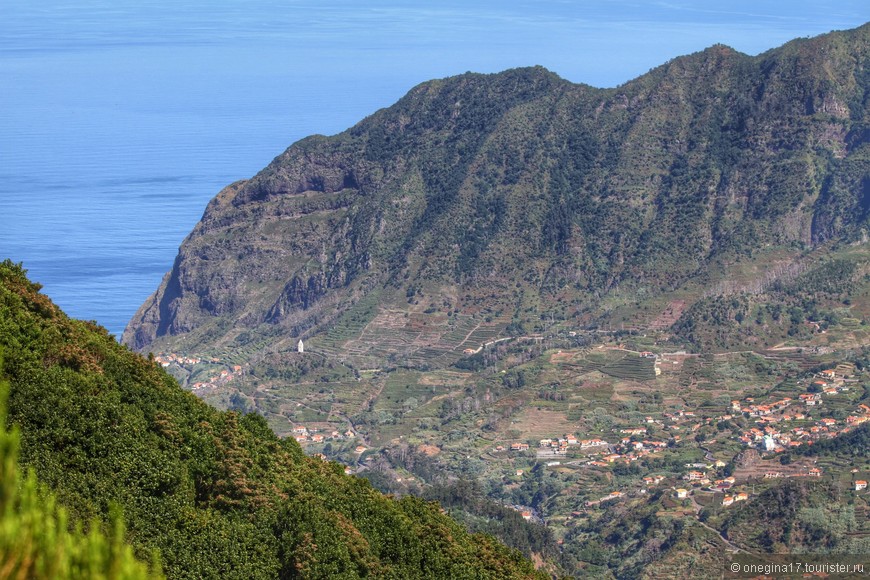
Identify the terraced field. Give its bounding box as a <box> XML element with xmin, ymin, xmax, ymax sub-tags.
<box><xmin>600</xmin><ymin>355</ymin><xmax>656</xmax><ymax>382</ymax></box>
<box><xmin>559</xmin><ymin>350</ymin><xmax>656</xmax><ymax>381</ymax></box>
<box><xmin>209</xmin><ymin>337</ymin><xmax>276</xmax><ymax>366</ymax></box>
<box><xmin>304</xmin><ymin>291</ymin><xmax>386</xmax><ymax>366</ymax></box>
<box><xmin>760</xmin><ymin>348</ymin><xmax>825</xmax><ymax>371</ymax></box>
<box><xmin>309</xmin><ymin>301</ymin><xmax>508</xmax><ymax>369</ymax></box>
<box><xmin>562</xmin><ymin>352</ymin><xmax>610</xmax><ymax>375</ymax></box>
<box><xmin>678</xmin><ymin>356</ymin><xmax>703</xmax><ymax>387</ymax></box>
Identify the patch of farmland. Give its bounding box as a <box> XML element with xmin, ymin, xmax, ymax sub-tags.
<box><xmin>649</xmin><ymin>300</ymin><xmax>688</xmax><ymax>330</ymax></box>
<box><xmin>760</xmin><ymin>349</ymin><xmax>825</xmax><ymax>371</ymax></box>
<box><xmin>600</xmin><ymin>355</ymin><xmax>656</xmax><ymax>381</ymax></box>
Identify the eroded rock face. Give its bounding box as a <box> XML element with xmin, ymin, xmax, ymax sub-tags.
<box><xmin>124</xmin><ymin>24</ymin><xmax>870</xmax><ymax>355</ymax></box>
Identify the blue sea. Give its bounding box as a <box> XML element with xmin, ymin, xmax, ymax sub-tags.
<box><xmin>2</xmin><ymin>1</ymin><xmax>865</xmax><ymax>337</ymax></box>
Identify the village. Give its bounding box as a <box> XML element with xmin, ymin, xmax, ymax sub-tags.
<box><xmin>494</xmin><ymin>361</ymin><xmax>870</xmax><ymax>516</ymax></box>
<box><xmin>289</xmin><ymin>423</ymin><xmax>358</xmax><ymax>446</ymax></box>
<box><xmin>153</xmin><ymin>352</ymin><xmax>245</xmax><ymax>391</ymax></box>
<box><xmin>154</xmin><ymin>345</ymin><xmax>869</xmax><ymax>528</ymax></box>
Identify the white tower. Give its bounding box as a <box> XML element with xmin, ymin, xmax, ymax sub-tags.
<box><xmin>297</xmin><ymin>339</ymin><xmax>304</xmax><ymax>353</ymax></box>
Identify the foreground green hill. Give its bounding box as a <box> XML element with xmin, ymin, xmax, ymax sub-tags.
<box><xmin>1</xmin><ymin>377</ymin><xmax>159</xmax><ymax>579</ymax></box>
<box><xmin>0</xmin><ymin>260</ymin><xmax>544</xmax><ymax>579</ymax></box>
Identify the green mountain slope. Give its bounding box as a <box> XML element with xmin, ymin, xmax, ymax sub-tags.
<box><xmin>0</xmin><ymin>260</ymin><xmax>544</xmax><ymax>579</ymax></box>
<box><xmin>124</xmin><ymin>24</ymin><xmax>870</xmax><ymax>364</ymax></box>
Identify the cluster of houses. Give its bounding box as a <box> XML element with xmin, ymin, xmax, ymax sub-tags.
<box><xmin>732</xmin><ymin>368</ymin><xmax>869</xmax><ymax>453</ymax></box>
<box><xmin>154</xmin><ymin>353</ymin><xmax>203</xmax><ymax>367</ymax></box>
<box><xmin>498</xmin><ymin>435</ymin><xmax>611</xmax><ymax>453</ymax></box>
<box><xmin>672</xmin><ymin>487</ymin><xmax>749</xmax><ymax>506</ymax></box>
<box><xmin>153</xmin><ymin>352</ymin><xmax>249</xmax><ymax>392</ymax></box>
<box><xmin>581</xmin><ymin>468</ymin><xmax>756</xmax><ymax>510</ymax></box>
<box><xmin>501</xmin><ymin>427</ymin><xmax>674</xmax><ymax>464</ymax></box>
<box><xmin>291</xmin><ymin>424</ymin><xmax>357</xmax><ymax>444</ymax></box>
<box><xmin>675</xmin><ymin>462</ymin><xmax>757</xmax><ymax>506</ymax></box>
<box><xmin>762</xmin><ymin>467</ymin><xmax>822</xmax><ymax>478</ymax></box>
<box><xmin>191</xmin><ymin>364</ymin><xmax>244</xmax><ymax>391</ymax></box>
<box><xmin>502</xmin><ymin>364</ymin><xmax>866</xmax><ymax>462</ymax></box>
<box><xmin>673</xmin><ymin>471</ymin><xmax>750</xmax><ymax>506</ymax></box>
<box><xmin>681</xmin><ymin>460</ymin><xmax>729</xmax><ymax>484</ymax></box>
<box><xmin>583</xmin><ymin>437</ymin><xmax>669</xmax><ymax>467</ymax></box>
<box><xmin>495</xmin><ymin>365</ymin><xmax>868</xmax><ymax>516</ymax></box>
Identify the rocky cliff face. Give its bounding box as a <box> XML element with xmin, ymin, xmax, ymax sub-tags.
<box><xmin>124</xmin><ymin>24</ymin><xmax>870</xmax><ymax>357</ymax></box>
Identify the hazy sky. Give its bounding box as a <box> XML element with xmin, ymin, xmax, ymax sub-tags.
<box><xmin>5</xmin><ymin>1</ymin><xmax>868</xmax><ymax>88</ymax></box>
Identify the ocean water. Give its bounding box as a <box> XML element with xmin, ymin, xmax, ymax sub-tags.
<box><xmin>1</xmin><ymin>4</ymin><xmax>416</xmax><ymax>336</ymax></box>
<box><xmin>2</xmin><ymin>1</ymin><xmax>866</xmax><ymax>337</ymax></box>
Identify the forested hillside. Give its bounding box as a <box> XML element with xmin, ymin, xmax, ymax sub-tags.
<box><xmin>0</xmin><ymin>260</ymin><xmax>544</xmax><ymax>579</ymax></box>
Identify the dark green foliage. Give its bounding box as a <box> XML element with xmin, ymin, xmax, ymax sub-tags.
<box><xmin>559</xmin><ymin>494</ymin><xmax>700</xmax><ymax>578</ymax></box>
<box><xmin>722</xmin><ymin>479</ymin><xmax>861</xmax><ymax>553</ymax></box>
<box><xmin>0</xmin><ymin>366</ymin><xmax>160</xmax><ymax>579</ymax></box>
<box><xmin>795</xmin><ymin>423</ymin><xmax>870</xmax><ymax>457</ymax></box>
<box><xmin>0</xmin><ymin>261</ymin><xmax>544</xmax><ymax>579</ymax></box>
<box><xmin>673</xmin><ymin>252</ymin><xmax>870</xmax><ymax>350</ymax></box>
<box><xmin>422</xmin><ymin>480</ymin><xmax>556</xmax><ymax>559</ymax></box>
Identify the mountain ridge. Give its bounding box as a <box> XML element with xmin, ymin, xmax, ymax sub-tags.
<box><xmin>123</xmin><ymin>23</ymin><xmax>870</xmax><ymax>365</ymax></box>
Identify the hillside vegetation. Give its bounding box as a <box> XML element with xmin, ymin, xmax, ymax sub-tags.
<box><xmin>0</xmin><ymin>260</ymin><xmax>544</xmax><ymax>579</ymax></box>
<box><xmin>0</xmin><ymin>376</ymin><xmax>159</xmax><ymax>579</ymax></box>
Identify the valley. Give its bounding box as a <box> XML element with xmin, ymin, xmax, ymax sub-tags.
<box><xmin>151</xmin><ymin>249</ymin><xmax>870</xmax><ymax>575</ymax></box>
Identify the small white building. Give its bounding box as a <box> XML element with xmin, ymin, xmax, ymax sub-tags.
<box><xmin>297</xmin><ymin>339</ymin><xmax>304</xmax><ymax>353</ymax></box>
